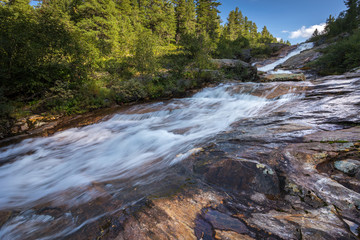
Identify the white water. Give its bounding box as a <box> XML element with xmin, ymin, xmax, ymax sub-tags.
<box><xmin>258</xmin><ymin>42</ymin><xmax>314</xmax><ymax>72</ymax></box>
<box><xmin>0</xmin><ymin>84</ymin><xmax>301</xmax><ymax>210</ymax></box>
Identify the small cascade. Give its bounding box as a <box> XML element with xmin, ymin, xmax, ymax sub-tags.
<box><xmin>258</xmin><ymin>42</ymin><xmax>314</xmax><ymax>73</ymax></box>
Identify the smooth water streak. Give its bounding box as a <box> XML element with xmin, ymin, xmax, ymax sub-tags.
<box><xmin>0</xmin><ymin>84</ymin><xmax>301</xmax><ymax>210</ymax></box>
<box><xmin>258</xmin><ymin>42</ymin><xmax>314</xmax><ymax>72</ymax></box>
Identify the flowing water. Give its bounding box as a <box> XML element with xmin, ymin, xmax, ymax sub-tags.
<box><xmin>4</xmin><ymin>42</ymin><xmax>351</xmax><ymax>239</ymax></box>
<box><xmin>258</xmin><ymin>42</ymin><xmax>314</xmax><ymax>73</ymax></box>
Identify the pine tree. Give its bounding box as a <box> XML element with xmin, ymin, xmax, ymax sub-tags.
<box><xmin>140</xmin><ymin>0</ymin><xmax>176</xmax><ymax>44</ymax></box>
<box><xmin>174</xmin><ymin>0</ymin><xmax>196</xmax><ymax>42</ymax></box>
<box><xmin>344</xmin><ymin>0</ymin><xmax>358</xmax><ymax>30</ymax></box>
<box><xmin>196</xmin><ymin>0</ymin><xmax>221</xmax><ymax>41</ymax></box>
<box><xmin>312</xmin><ymin>28</ymin><xmax>319</xmax><ymax>37</ymax></box>
<box><xmin>260</xmin><ymin>26</ymin><xmax>271</xmax><ymax>43</ymax></box>
<box><xmin>71</xmin><ymin>0</ymin><xmax>120</xmax><ymax>56</ymax></box>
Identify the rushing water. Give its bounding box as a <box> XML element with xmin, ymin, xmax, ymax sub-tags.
<box><xmin>258</xmin><ymin>42</ymin><xmax>314</xmax><ymax>72</ymax></box>
<box><xmin>0</xmin><ymin>85</ymin><xmax>301</xmax><ymax>210</ymax></box>
<box><xmin>0</xmin><ymin>44</ymin><xmax>315</xmax><ymax>239</ymax></box>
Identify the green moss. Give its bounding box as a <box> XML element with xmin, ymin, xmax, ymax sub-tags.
<box><xmin>320</xmin><ymin>140</ymin><xmax>350</xmax><ymax>144</ymax></box>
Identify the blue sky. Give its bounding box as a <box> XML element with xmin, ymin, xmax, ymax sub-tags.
<box><xmin>218</xmin><ymin>0</ymin><xmax>347</xmax><ymax>44</ymax></box>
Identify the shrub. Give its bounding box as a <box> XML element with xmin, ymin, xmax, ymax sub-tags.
<box><xmin>309</xmin><ymin>30</ymin><xmax>360</xmax><ymax>75</ymax></box>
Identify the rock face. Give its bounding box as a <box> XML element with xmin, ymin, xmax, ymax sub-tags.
<box><xmin>261</xmin><ymin>73</ymin><xmax>306</xmax><ymax>82</ymax></box>
<box><xmin>277</xmin><ymin>44</ymin><xmax>328</xmax><ymax>70</ymax></box>
<box><xmin>110</xmin><ymin>73</ymin><xmax>360</xmax><ymax>240</ymax></box>
<box><xmin>194</xmin><ymin>158</ymin><xmax>280</xmax><ymax>196</ymax></box>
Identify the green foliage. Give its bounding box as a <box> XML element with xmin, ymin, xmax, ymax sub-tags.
<box><xmin>133</xmin><ymin>30</ymin><xmax>159</xmax><ymax>76</ymax></box>
<box><xmin>309</xmin><ymin>30</ymin><xmax>360</xmax><ymax>75</ymax></box>
<box><xmin>307</xmin><ymin>0</ymin><xmax>360</xmax><ymax>75</ymax></box>
<box><xmin>0</xmin><ymin>2</ymin><xmax>89</xmax><ymax>98</ymax></box>
<box><xmin>196</xmin><ymin>0</ymin><xmax>221</xmax><ymax>41</ymax></box>
<box><xmin>174</xmin><ymin>0</ymin><xmax>196</xmax><ymax>42</ymax></box>
<box><xmin>216</xmin><ymin>8</ymin><xmax>279</xmax><ymax>60</ymax></box>
<box><xmin>0</xmin><ymin>0</ymin><xmax>281</xmax><ymax>126</ymax></box>
<box><xmin>215</xmin><ymin>35</ymin><xmax>249</xmax><ymax>59</ymax></box>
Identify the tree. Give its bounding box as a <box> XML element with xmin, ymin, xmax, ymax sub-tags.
<box><xmin>174</xmin><ymin>0</ymin><xmax>196</xmax><ymax>42</ymax></box>
<box><xmin>344</xmin><ymin>0</ymin><xmax>359</xmax><ymax>30</ymax></box>
<box><xmin>139</xmin><ymin>0</ymin><xmax>176</xmax><ymax>44</ymax></box>
<box><xmin>260</xmin><ymin>26</ymin><xmax>272</xmax><ymax>43</ymax></box>
<box><xmin>71</xmin><ymin>0</ymin><xmax>121</xmax><ymax>56</ymax></box>
<box><xmin>0</xmin><ymin>1</ymin><xmax>88</xmax><ymax>98</ymax></box>
<box><xmin>312</xmin><ymin>28</ymin><xmax>319</xmax><ymax>37</ymax></box>
<box><xmin>196</xmin><ymin>0</ymin><xmax>221</xmax><ymax>41</ymax></box>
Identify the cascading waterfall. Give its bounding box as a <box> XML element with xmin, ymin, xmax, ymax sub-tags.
<box><xmin>258</xmin><ymin>42</ymin><xmax>314</xmax><ymax>73</ymax></box>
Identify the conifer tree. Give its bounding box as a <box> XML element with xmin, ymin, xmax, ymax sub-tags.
<box><xmin>196</xmin><ymin>0</ymin><xmax>221</xmax><ymax>41</ymax></box>
<box><xmin>71</xmin><ymin>0</ymin><xmax>120</xmax><ymax>56</ymax></box>
<box><xmin>174</xmin><ymin>0</ymin><xmax>196</xmax><ymax>42</ymax></box>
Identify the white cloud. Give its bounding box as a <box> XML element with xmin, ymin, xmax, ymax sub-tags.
<box><xmin>286</xmin><ymin>23</ymin><xmax>326</xmax><ymax>39</ymax></box>
<box><xmin>276</xmin><ymin>37</ymin><xmax>281</xmax><ymax>42</ymax></box>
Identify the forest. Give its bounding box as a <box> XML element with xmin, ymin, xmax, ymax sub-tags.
<box><xmin>0</xmin><ymin>0</ymin><xmax>283</xmax><ymax>122</ymax></box>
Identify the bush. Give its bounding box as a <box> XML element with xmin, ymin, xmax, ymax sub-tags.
<box><xmin>309</xmin><ymin>30</ymin><xmax>360</xmax><ymax>75</ymax></box>
<box><xmin>215</xmin><ymin>36</ymin><xmax>250</xmax><ymax>59</ymax></box>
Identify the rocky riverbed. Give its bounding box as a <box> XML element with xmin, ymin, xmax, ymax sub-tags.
<box><xmin>0</xmin><ymin>44</ymin><xmax>360</xmax><ymax>239</ymax></box>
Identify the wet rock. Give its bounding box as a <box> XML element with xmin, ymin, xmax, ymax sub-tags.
<box><xmin>202</xmin><ymin>209</ymin><xmax>249</xmax><ymax>234</ymax></box>
<box><xmin>246</xmin><ymin>206</ymin><xmax>356</xmax><ymax>240</ymax></box>
<box><xmin>20</xmin><ymin>123</ymin><xmax>29</xmax><ymax>131</ymax></box>
<box><xmin>214</xmin><ymin>230</ymin><xmax>255</xmax><ymax>240</ymax></box>
<box><xmin>277</xmin><ymin>44</ymin><xmax>328</xmax><ymax>70</ymax></box>
<box><xmin>115</xmin><ymin>190</ymin><xmax>223</xmax><ymax>240</ymax></box>
<box><xmin>303</xmin><ymin>126</ymin><xmax>360</xmax><ymax>143</ymax></box>
<box><xmin>278</xmin><ymin>49</ymin><xmax>322</xmax><ymax>70</ymax></box>
<box><xmin>270</xmin><ymin>123</ymin><xmax>312</xmax><ymax>133</ymax></box>
<box><xmin>284</xmin><ymin>181</ymin><xmax>326</xmax><ymax>208</ymax></box>
<box><xmin>261</xmin><ymin>73</ymin><xmax>306</xmax><ymax>82</ymax></box>
<box><xmin>334</xmin><ymin>159</ymin><xmax>360</xmax><ymax>176</ymax></box>
<box><xmin>230</xmin><ymin>82</ymin><xmax>310</xmax><ymax>99</ymax></box>
<box><xmin>195</xmin><ymin>158</ymin><xmax>280</xmax><ymax>196</ymax></box>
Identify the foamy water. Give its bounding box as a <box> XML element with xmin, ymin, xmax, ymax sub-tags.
<box><xmin>0</xmin><ymin>84</ymin><xmax>301</xmax><ymax>210</ymax></box>
<box><xmin>258</xmin><ymin>42</ymin><xmax>314</xmax><ymax>72</ymax></box>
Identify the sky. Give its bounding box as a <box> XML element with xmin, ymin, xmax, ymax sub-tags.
<box><xmin>218</xmin><ymin>0</ymin><xmax>347</xmax><ymax>44</ymax></box>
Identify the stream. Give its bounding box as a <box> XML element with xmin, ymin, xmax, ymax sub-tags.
<box><xmin>0</xmin><ymin>43</ymin><xmax>359</xmax><ymax>239</ymax></box>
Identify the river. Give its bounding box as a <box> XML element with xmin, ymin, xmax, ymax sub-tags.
<box><xmin>1</xmin><ymin>43</ymin><xmax>358</xmax><ymax>239</ymax></box>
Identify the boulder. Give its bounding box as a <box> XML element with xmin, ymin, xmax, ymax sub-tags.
<box><xmin>334</xmin><ymin>159</ymin><xmax>360</xmax><ymax>176</ymax></box>
<box><xmin>211</xmin><ymin>59</ymin><xmax>250</xmax><ymax>68</ymax></box>
<box><xmin>261</xmin><ymin>73</ymin><xmax>306</xmax><ymax>82</ymax></box>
